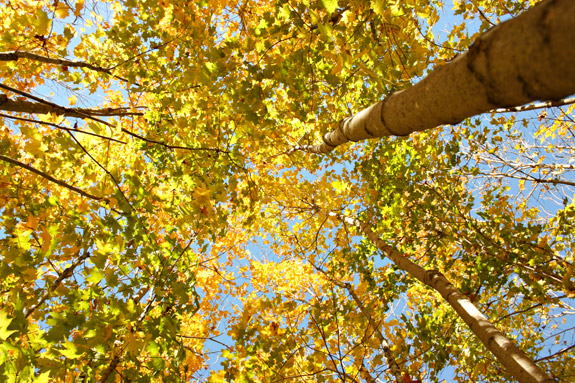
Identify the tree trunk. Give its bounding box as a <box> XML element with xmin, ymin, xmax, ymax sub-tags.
<box><xmin>306</xmin><ymin>0</ymin><xmax>575</xmax><ymax>153</ymax></box>
<box><xmin>333</xmin><ymin>213</ymin><xmax>556</xmax><ymax>383</ymax></box>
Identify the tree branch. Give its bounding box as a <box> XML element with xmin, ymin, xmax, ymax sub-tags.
<box><xmin>24</xmin><ymin>251</ymin><xmax>91</xmax><ymax>318</ymax></box>
<box><xmin>303</xmin><ymin>0</ymin><xmax>575</xmax><ymax>153</ymax></box>
<box><xmin>98</xmin><ymin>355</ymin><xmax>120</xmax><ymax>383</ymax></box>
<box><xmin>331</xmin><ymin>211</ymin><xmax>556</xmax><ymax>383</ymax></box>
<box><xmin>492</xmin><ymin>96</ymin><xmax>575</xmax><ymax>113</ymax></box>
<box><xmin>0</xmin><ymin>51</ymin><xmax>135</xmax><ymax>83</ymax></box>
<box><xmin>0</xmin><ymin>113</ymin><xmax>126</xmax><ymax>144</ymax></box>
<box><xmin>0</xmin><ymin>51</ymin><xmax>112</xmax><ymax>74</ymax></box>
<box><xmin>535</xmin><ymin>343</ymin><xmax>575</xmax><ymax>363</ymax></box>
<box><xmin>0</xmin><ymin>84</ymin><xmax>142</xmax><ymax>127</ymax></box>
<box><xmin>121</xmin><ymin>128</ymin><xmax>229</xmax><ymax>153</ymax></box>
<box><xmin>0</xmin><ymin>154</ymin><xmax>106</xmax><ymax>202</ymax></box>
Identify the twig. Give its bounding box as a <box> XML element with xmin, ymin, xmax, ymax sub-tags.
<box><xmin>24</xmin><ymin>251</ymin><xmax>91</xmax><ymax>318</ymax></box>
<box><xmin>121</xmin><ymin>128</ymin><xmax>229</xmax><ymax>153</ymax></box>
<box><xmin>0</xmin><ymin>51</ymin><xmax>134</xmax><ymax>83</ymax></box>
<box><xmin>535</xmin><ymin>344</ymin><xmax>575</xmax><ymax>363</ymax></box>
<box><xmin>492</xmin><ymin>97</ymin><xmax>575</xmax><ymax>113</ymax></box>
<box><xmin>0</xmin><ymin>113</ymin><xmax>126</xmax><ymax>144</ymax></box>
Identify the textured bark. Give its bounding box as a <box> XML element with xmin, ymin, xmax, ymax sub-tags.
<box><xmin>334</xmin><ymin>213</ymin><xmax>556</xmax><ymax>383</ymax></box>
<box><xmin>306</xmin><ymin>0</ymin><xmax>575</xmax><ymax>153</ymax></box>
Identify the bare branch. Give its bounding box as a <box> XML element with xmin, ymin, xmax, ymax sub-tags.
<box><xmin>492</xmin><ymin>97</ymin><xmax>575</xmax><ymax>114</ymax></box>
<box><xmin>535</xmin><ymin>344</ymin><xmax>575</xmax><ymax>363</ymax></box>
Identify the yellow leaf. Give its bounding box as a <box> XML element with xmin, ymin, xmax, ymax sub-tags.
<box><xmin>55</xmin><ymin>6</ymin><xmax>69</xmax><ymax>19</ymax></box>
<box><xmin>74</xmin><ymin>0</ymin><xmax>85</xmax><ymax>17</ymax></box>
<box><xmin>26</xmin><ymin>216</ymin><xmax>39</xmax><ymax>230</ymax></box>
<box><xmin>0</xmin><ymin>310</ymin><xmax>16</xmax><ymax>340</ymax></box>
<box><xmin>209</xmin><ymin>370</ymin><xmax>227</xmax><ymax>383</ymax></box>
<box><xmin>59</xmin><ymin>341</ymin><xmax>84</xmax><ymax>359</ymax></box>
<box><xmin>193</xmin><ymin>184</ymin><xmax>212</xmax><ymax>209</ymax></box>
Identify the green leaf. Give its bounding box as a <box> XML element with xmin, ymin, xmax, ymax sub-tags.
<box><xmin>59</xmin><ymin>341</ymin><xmax>84</xmax><ymax>359</ymax></box>
<box><xmin>0</xmin><ymin>310</ymin><xmax>16</xmax><ymax>341</ymax></box>
<box><xmin>34</xmin><ymin>371</ymin><xmax>51</xmax><ymax>383</ymax></box>
<box><xmin>322</xmin><ymin>0</ymin><xmax>338</xmax><ymax>14</ymax></box>
<box><xmin>86</xmin><ymin>269</ymin><xmax>105</xmax><ymax>284</ymax></box>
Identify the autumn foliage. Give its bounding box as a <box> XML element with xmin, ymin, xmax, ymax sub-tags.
<box><xmin>0</xmin><ymin>0</ymin><xmax>573</xmax><ymax>382</ymax></box>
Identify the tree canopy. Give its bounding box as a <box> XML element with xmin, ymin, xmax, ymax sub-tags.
<box><xmin>0</xmin><ymin>0</ymin><xmax>574</xmax><ymax>382</ymax></box>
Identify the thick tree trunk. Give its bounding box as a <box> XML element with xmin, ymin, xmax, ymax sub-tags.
<box><xmin>333</xmin><ymin>213</ymin><xmax>556</xmax><ymax>383</ymax></box>
<box><xmin>307</xmin><ymin>0</ymin><xmax>575</xmax><ymax>153</ymax></box>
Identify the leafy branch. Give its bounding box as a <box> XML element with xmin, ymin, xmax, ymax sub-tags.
<box><xmin>0</xmin><ymin>51</ymin><xmax>112</xmax><ymax>74</ymax></box>
<box><xmin>0</xmin><ymin>113</ymin><xmax>126</xmax><ymax>144</ymax></box>
<box><xmin>0</xmin><ymin>84</ymin><xmax>141</xmax><ymax>127</ymax></box>
<box><xmin>330</xmin><ymin>211</ymin><xmax>556</xmax><ymax>383</ymax></box>
<box><xmin>0</xmin><ymin>50</ymin><xmax>132</xmax><ymax>83</ymax></box>
<box><xmin>121</xmin><ymin>128</ymin><xmax>229</xmax><ymax>153</ymax></box>
<box><xmin>24</xmin><ymin>251</ymin><xmax>91</xmax><ymax>318</ymax></box>
<box><xmin>0</xmin><ymin>154</ymin><xmax>106</xmax><ymax>202</ymax></box>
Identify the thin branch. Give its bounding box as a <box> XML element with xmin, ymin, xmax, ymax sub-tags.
<box><xmin>98</xmin><ymin>355</ymin><xmax>120</xmax><ymax>383</ymax></box>
<box><xmin>0</xmin><ymin>113</ymin><xmax>126</xmax><ymax>144</ymax></box>
<box><xmin>176</xmin><ymin>335</ymin><xmax>232</xmax><ymax>350</ymax></box>
<box><xmin>342</xmin><ymin>282</ymin><xmax>403</xmax><ymax>383</ymax></box>
<box><xmin>24</xmin><ymin>251</ymin><xmax>91</xmax><ymax>318</ymax></box>
<box><xmin>0</xmin><ymin>154</ymin><xmax>105</xmax><ymax>201</ymax></box>
<box><xmin>0</xmin><ymin>84</ymin><xmax>142</xmax><ymax>125</ymax></box>
<box><xmin>472</xmin><ymin>2</ymin><xmax>497</xmax><ymax>27</ymax></box>
<box><xmin>0</xmin><ymin>51</ymin><xmax>112</xmax><ymax>74</ymax></box>
<box><xmin>309</xmin><ymin>311</ymin><xmax>346</xmax><ymax>382</ymax></box>
<box><xmin>66</xmin><ymin>131</ymin><xmax>131</xmax><ymax>206</ymax></box>
<box><xmin>313</xmin><ymin>258</ymin><xmax>402</xmax><ymax>383</ymax></box>
<box><xmin>495</xmin><ymin>297</ymin><xmax>565</xmax><ymax>324</ymax></box>
<box><xmin>474</xmin><ymin>170</ymin><xmax>575</xmax><ymax>187</ymax></box>
<box><xmin>535</xmin><ymin>344</ymin><xmax>575</xmax><ymax>363</ymax></box>
<box><xmin>0</xmin><ymin>51</ymin><xmax>134</xmax><ymax>83</ymax></box>
<box><xmin>121</xmin><ymin>128</ymin><xmax>229</xmax><ymax>153</ymax></box>
<box><xmin>492</xmin><ymin>97</ymin><xmax>575</xmax><ymax>114</ymax></box>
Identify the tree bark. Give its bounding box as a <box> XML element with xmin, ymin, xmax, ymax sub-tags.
<box><xmin>0</xmin><ymin>94</ymin><xmax>141</xmax><ymax>118</ymax></box>
<box><xmin>306</xmin><ymin>0</ymin><xmax>575</xmax><ymax>153</ymax></box>
<box><xmin>333</xmin><ymin>213</ymin><xmax>556</xmax><ymax>383</ymax></box>
<box><xmin>0</xmin><ymin>51</ymin><xmax>112</xmax><ymax>74</ymax></box>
